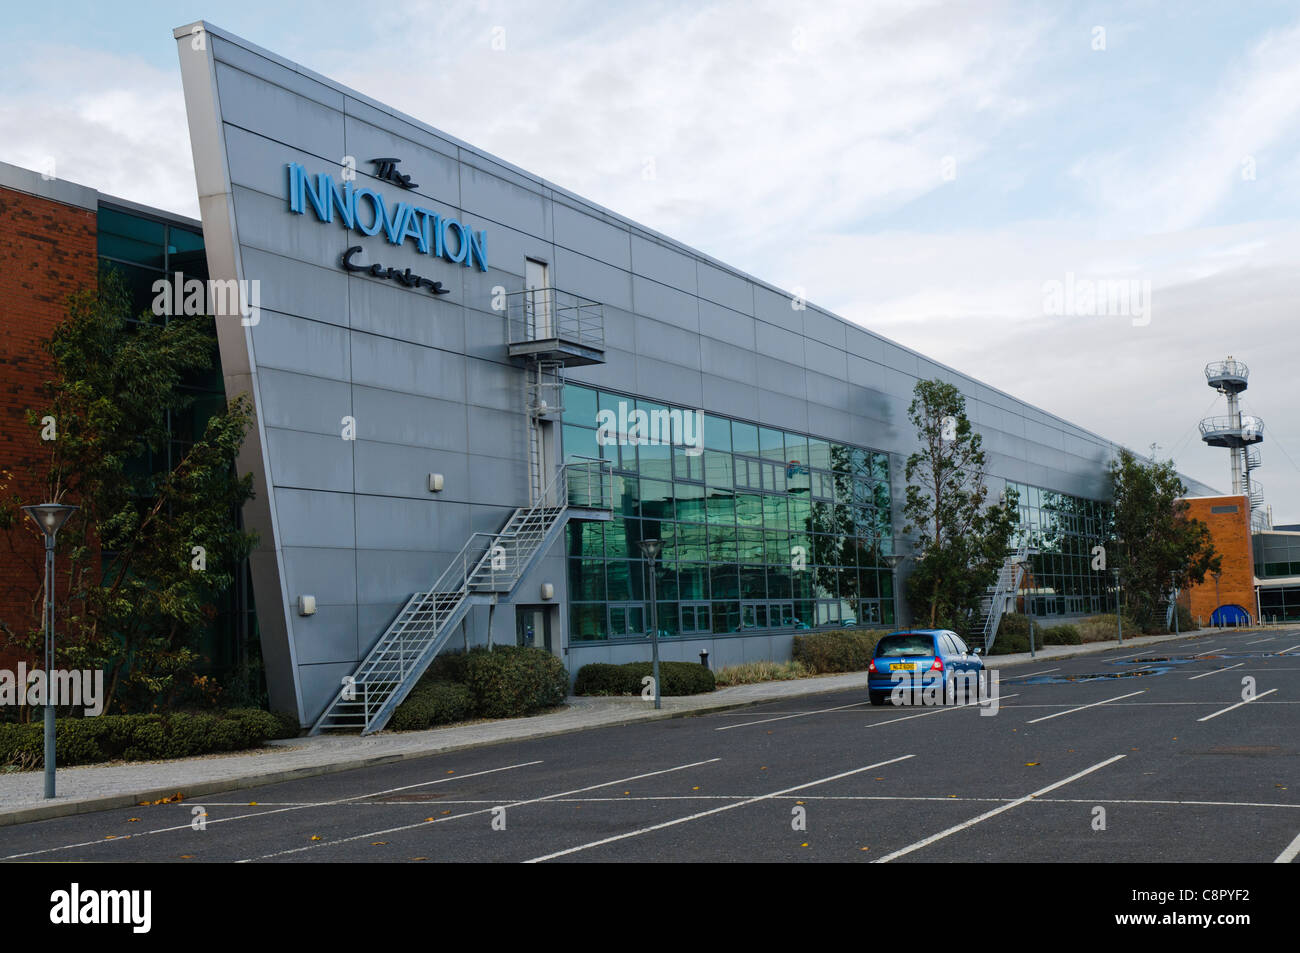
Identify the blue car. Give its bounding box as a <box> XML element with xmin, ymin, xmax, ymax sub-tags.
<box><xmin>868</xmin><ymin>629</ymin><xmax>984</xmax><ymax>706</ymax></box>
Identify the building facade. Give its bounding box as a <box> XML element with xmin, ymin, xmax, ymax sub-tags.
<box><xmin>0</xmin><ymin>23</ymin><xmax>1226</xmax><ymax>728</ymax></box>
<box><xmin>166</xmin><ymin>21</ymin><xmax>1224</xmax><ymax>727</ymax></box>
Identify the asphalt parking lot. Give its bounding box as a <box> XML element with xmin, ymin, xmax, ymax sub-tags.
<box><xmin>2</xmin><ymin>626</ymin><xmax>1296</xmax><ymax>863</ymax></box>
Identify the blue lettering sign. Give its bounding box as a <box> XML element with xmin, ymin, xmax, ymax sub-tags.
<box><xmin>285</xmin><ymin>162</ymin><xmax>487</xmax><ymax>271</ymax></box>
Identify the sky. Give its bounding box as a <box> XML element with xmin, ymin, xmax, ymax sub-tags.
<box><xmin>3</xmin><ymin>0</ymin><xmax>1299</xmax><ymax>520</ymax></box>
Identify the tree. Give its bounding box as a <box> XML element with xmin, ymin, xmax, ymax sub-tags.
<box><xmin>0</xmin><ymin>269</ymin><xmax>257</xmax><ymax>712</ymax></box>
<box><xmin>902</xmin><ymin>379</ymin><xmax>1018</xmax><ymax>634</ymax></box>
<box><xmin>1108</xmin><ymin>447</ymin><xmax>1220</xmax><ymax>629</ymax></box>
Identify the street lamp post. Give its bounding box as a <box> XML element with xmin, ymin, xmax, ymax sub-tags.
<box><xmin>881</xmin><ymin>536</ymin><xmax>914</xmax><ymax>623</ymax></box>
<box><xmin>640</xmin><ymin>538</ymin><xmax>663</xmax><ymax>710</ymax></box>
<box><xmin>1112</xmin><ymin>566</ymin><xmax>1123</xmax><ymax>645</ymax></box>
<box><xmin>1170</xmin><ymin>571</ymin><xmax>1179</xmax><ymax>636</ymax></box>
<box><xmin>21</xmin><ymin>502</ymin><xmax>78</xmax><ymax>799</ymax></box>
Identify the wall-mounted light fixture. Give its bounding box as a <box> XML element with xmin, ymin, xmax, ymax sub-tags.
<box><xmin>428</xmin><ymin>473</ymin><xmax>444</xmax><ymax>492</ymax></box>
<box><xmin>298</xmin><ymin>594</ymin><xmax>317</xmax><ymax>616</ymax></box>
<box><xmin>540</xmin><ymin>583</ymin><xmax>554</xmax><ymax>601</ymax></box>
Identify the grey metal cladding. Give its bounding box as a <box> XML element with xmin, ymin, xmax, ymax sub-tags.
<box><xmin>214</xmin><ymin>61</ymin><xmax>345</xmax><ymax>161</ymax></box>
<box><xmin>631</xmin><ymin>235</ymin><xmax>697</xmax><ymax>293</ymax></box>
<box><xmin>697</xmin><ymin>261</ymin><xmax>753</xmax><ymax>314</ymax></box>
<box><xmin>699</xmin><ymin>300</ymin><xmax>757</xmax><ymax>350</ymax></box>
<box><xmin>265</xmin><ymin>427</ymin><xmax>354</xmax><ymax>493</ymax></box>
<box><xmin>461</xmin><ymin>161</ymin><xmax>548</xmax><ymax>239</ymax></box>
<box><xmin>553</xmin><ymin>246</ymin><xmax>633</xmax><ymax>312</ymax></box>
<box><xmin>553</xmin><ymin>201</ymin><xmax>631</xmax><ymax>269</ymax></box>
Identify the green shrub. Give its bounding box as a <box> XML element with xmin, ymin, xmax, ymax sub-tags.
<box><xmin>573</xmin><ymin>663</ymin><xmax>635</xmax><ymax>696</ymax></box>
<box><xmin>1040</xmin><ymin>624</ymin><xmax>1082</xmax><ymax>646</ymax></box>
<box><xmin>389</xmin><ymin>681</ymin><xmax>477</xmax><ymax>731</ymax></box>
<box><xmin>997</xmin><ymin>614</ymin><xmax>1031</xmax><ymax>638</ymax></box>
<box><xmin>792</xmin><ymin>629</ymin><xmax>881</xmax><ymax>673</ymax></box>
<box><xmin>427</xmin><ymin>650</ymin><xmax>470</xmax><ymax>684</ymax></box>
<box><xmin>270</xmin><ymin>709</ymin><xmax>301</xmax><ymax>739</ymax></box>
<box><xmin>990</xmin><ymin>631</ymin><xmax>1030</xmax><ymax>655</ymax></box>
<box><xmin>0</xmin><ymin>709</ymin><xmax>285</xmax><ymax>770</ymax></box>
<box><xmin>621</xmin><ymin>662</ymin><xmax>715</xmax><ymax>695</ymax></box>
<box><xmin>463</xmin><ymin>645</ymin><xmax>568</xmax><ymax>718</ymax></box>
<box><xmin>573</xmin><ymin>661</ymin><xmax>716</xmax><ymax>696</ymax></box>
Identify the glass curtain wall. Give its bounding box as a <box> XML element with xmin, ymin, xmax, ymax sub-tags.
<box><xmin>562</xmin><ymin>384</ymin><xmax>895</xmax><ymax>642</ymax></box>
<box><xmin>1006</xmin><ymin>480</ymin><xmax>1114</xmax><ymax>617</ymax></box>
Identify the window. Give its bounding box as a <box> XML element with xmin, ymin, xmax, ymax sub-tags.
<box><xmin>680</xmin><ymin>602</ymin><xmax>711</xmax><ymax>634</ymax></box>
<box><xmin>608</xmin><ymin>603</ymin><xmax>645</xmax><ymax>638</ymax></box>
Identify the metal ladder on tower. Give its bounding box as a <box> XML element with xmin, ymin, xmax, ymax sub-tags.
<box><xmin>309</xmin><ymin>458</ymin><xmax>612</xmax><ymax>735</ymax></box>
<box><xmin>973</xmin><ymin>544</ymin><xmax>1032</xmax><ymax>653</ymax></box>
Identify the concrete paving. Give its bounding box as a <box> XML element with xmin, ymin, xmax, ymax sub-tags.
<box><xmin>0</xmin><ymin>625</ymin><xmax>1253</xmax><ymax>826</ymax></box>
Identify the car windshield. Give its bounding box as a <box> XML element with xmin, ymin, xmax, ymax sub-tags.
<box><xmin>876</xmin><ymin>634</ymin><xmax>937</xmax><ymax>657</ymax></box>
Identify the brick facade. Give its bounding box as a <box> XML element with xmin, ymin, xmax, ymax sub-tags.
<box><xmin>1181</xmin><ymin>495</ymin><xmax>1255</xmax><ymax>625</ymax></box>
<box><xmin>0</xmin><ymin>183</ymin><xmax>97</xmax><ymax>658</ymax></box>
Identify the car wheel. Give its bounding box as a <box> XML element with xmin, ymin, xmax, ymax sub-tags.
<box><xmin>869</xmin><ymin>691</ymin><xmax>888</xmax><ymax>706</ymax></box>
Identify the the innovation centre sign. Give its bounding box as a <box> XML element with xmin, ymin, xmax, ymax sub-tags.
<box><xmin>286</xmin><ymin>160</ymin><xmax>489</xmax><ymax>288</ymax></box>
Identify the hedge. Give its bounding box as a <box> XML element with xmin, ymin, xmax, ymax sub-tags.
<box><xmin>388</xmin><ymin>680</ymin><xmax>476</xmax><ymax>731</ymax></box>
<box><xmin>1041</xmin><ymin>624</ymin><xmax>1082</xmax><ymax>645</ymax></box>
<box><xmin>791</xmin><ymin>629</ymin><xmax>882</xmax><ymax>673</ymax></box>
<box><xmin>573</xmin><ymin>661</ymin><xmax>716</xmax><ymax>696</ymax></box>
<box><xmin>0</xmin><ymin>708</ymin><xmax>286</xmax><ymax>770</ymax></box>
<box><xmin>463</xmin><ymin>645</ymin><xmax>569</xmax><ymax>718</ymax></box>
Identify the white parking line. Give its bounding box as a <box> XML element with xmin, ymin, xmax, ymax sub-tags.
<box><xmin>1196</xmin><ymin>688</ymin><xmax>1279</xmax><ymax>722</ymax></box>
<box><xmin>0</xmin><ymin>759</ymin><xmax>544</xmax><ymax>861</ymax></box>
<box><xmin>239</xmin><ymin>758</ymin><xmax>722</xmax><ymax>862</ymax></box>
<box><xmin>1189</xmin><ymin>647</ymin><xmax>1224</xmax><ymax>657</ymax></box>
<box><xmin>1108</xmin><ymin>648</ymin><xmax>1158</xmax><ymax>660</ymax></box>
<box><xmin>1273</xmin><ymin>644</ymin><xmax>1300</xmax><ymax>655</ymax></box>
<box><xmin>866</xmin><ymin>694</ymin><xmax>1020</xmax><ymax>727</ymax></box>
<box><xmin>1004</xmin><ymin>668</ymin><xmax>1059</xmax><ymax>679</ymax></box>
<box><xmin>523</xmin><ymin>754</ymin><xmax>915</xmax><ymax>863</ymax></box>
<box><xmin>715</xmin><ymin>701</ymin><xmax>869</xmax><ymax>731</ymax></box>
<box><xmin>1275</xmin><ymin>830</ymin><xmax>1300</xmax><ymax>863</ymax></box>
<box><xmin>1188</xmin><ymin>662</ymin><xmax>1244</xmax><ymax>680</ymax></box>
<box><xmin>1245</xmin><ymin>637</ymin><xmax>1275</xmax><ymax>645</ymax></box>
<box><xmin>873</xmin><ymin>755</ymin><xmax>1126</xmax><ymax>863</ymax></box>
<box><xmin>1025</xmin><ymin>691</ymin><xmax>1145</xmax><ymax>724</ymax></box>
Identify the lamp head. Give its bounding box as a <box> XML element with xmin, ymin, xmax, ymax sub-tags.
<box><xmin>22</xmin><ymin>503</ymin><xmax>78</xmax><ymax>540</ymax></box>
<box><xmin>639</xmin><ymin>538</ymin><xmax>662</xmax><ymax>560</ymax></box>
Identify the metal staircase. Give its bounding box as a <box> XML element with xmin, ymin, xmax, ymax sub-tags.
<box><xmin>973</xmin><ymin>544</ymin><xmax>1032</xmax><ymax>653</ymax></box>
<box><xmin>310</xmin><ymin>459</ymin><xmax>612</xmax><ymax>735</ymax></box>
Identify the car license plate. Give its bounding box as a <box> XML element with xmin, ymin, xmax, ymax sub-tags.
<box><xmin>889</xmin><ymin>663</ymin><xmax>916</xmax><ymax>671</ymax></box>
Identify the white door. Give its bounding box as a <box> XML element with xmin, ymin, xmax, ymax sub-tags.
<box><xmin>525</xmin><ymin>258</ymin><xmax>552</xmax><ymax>339</ymax></box>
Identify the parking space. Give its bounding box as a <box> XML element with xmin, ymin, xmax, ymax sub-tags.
<box><xmin>1</xmin><ymin>627</ymin><xmax>1294</xmax><ymax>863</ymax></box>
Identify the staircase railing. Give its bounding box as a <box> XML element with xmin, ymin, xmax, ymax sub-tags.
<box><xmin>977</xmin><ymin>544</ymin><xmax>1032</xmax><ymax>653</ymax></box>
<box><xmin>310</xmin><ymin>458</ymin><xmax>612</xmax><ymax>734</ymax></box>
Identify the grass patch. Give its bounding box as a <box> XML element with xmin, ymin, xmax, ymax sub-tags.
<box><xmin>713</xmin><ymin>659</ymin><xmax>811</xmax><ymax>686</ymax></box>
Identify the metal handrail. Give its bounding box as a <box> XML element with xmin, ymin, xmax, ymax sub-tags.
<box><xmin>1205</xmin><ymin>359</ymin><xmax>1249</xmax><ymax>382</ymax></box>
<box><xmin>1199</xmin><ymin>415</ymin><xmax>1264</xmax><ymax>437</ymax></box>
<box><xmin>506</xmin><ymin>287</ymin><xmax>605</xmax><ymax>351</ymax></box>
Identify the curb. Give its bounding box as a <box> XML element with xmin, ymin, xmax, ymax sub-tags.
<box><xmin>0</xmin><ymin>625</ymin><xmax>1257</xmax><ymax>827</ymax></box>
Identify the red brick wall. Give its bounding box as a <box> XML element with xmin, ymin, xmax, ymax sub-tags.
<box><xmin>0</xmin><ymin>184</ymin><xmax>97</xmax><ymax>659</ymax></box>
<box><xmin>1181</xmin><ymin>495</ymin><xmax>1255</xmax><ymax>625</ymax></box>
